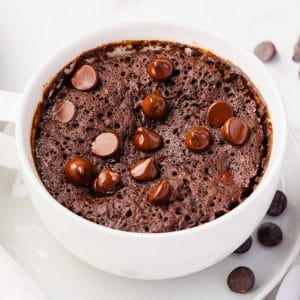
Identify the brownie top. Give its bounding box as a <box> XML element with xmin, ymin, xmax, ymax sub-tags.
<box><xmin>33</xmin><ymin>41</ymin><xmax>271</xmax><ymax>233</ymax></box>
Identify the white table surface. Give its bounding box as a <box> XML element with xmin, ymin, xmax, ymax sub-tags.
<box><xmin>0</xmin><ymin>0</ymin><xmax>299</xmax><ymax>299</ymax></box>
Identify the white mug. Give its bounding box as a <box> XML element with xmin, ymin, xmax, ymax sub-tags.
<box><xmin>0</xmin><ymin>21</ymin><xmax>287</xmax><ymax>279</ymax></box>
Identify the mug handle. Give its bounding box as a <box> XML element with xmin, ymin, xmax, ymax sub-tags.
<box><xmin>0</xmin><ymin>90</ymin><xmax>22</xmax><ymax>170</ymax></box>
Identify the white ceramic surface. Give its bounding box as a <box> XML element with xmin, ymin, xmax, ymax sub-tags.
<box><xmin>0</xmin><ymin>21</ymin><xmax>287</xmax><ymax>279</ymax></box>
<box><xmin>0</xmin><ymin>127</ymin><xmax>299</xmax><ymax>300</ymax></box>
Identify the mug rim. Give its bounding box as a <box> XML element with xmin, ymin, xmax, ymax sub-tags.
<box><xmin>16</xmin><ymin>20</ymin><xmax>287</xmax><ymax>239</ymax></box>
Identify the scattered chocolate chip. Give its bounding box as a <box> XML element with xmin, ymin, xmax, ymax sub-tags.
<box><xmin>292</xmin><ymin>38</ymin><xmax>300</xmax><ymax>62</ymax></box>
<box><xmin>92</xmin><ymin>132</ymin><xmax>120</xmax><ymax>157</ymax></box>
<box><xmin>267</xmin><ymin>190</ymin><xmax>287</xmax><ymax>216</ymax></box>
<box><xmin>149</xmin><ymin>179</ymin><xmax>176</xmax><ymax>205</ymax></box>
<box><xmin>65</xmin><ymin>157</ymin><xmax>96</xmax><ymax>187</ymax></box>
<box><xmin>53</xmin><ymin>101</ymin><xmax>75</xmax><ymax>123</ymax></box>
<box><xmin>141</xmin><ymin>93</ymin><xmax>169</xmax><ymax>121</ymax></box>
<box><xmin>234</xmin><ymin>237</ymin><xmax>253</xmax><ymax>254</ymax></box>
<box><xmin>257</xmin><ymin>222</ymin><xmax>283</xmax><ymax>247</ymax></box>
<box><xmin>227</xmin><ymin>266</ymin><xmax>255</xmax><ymax>294</ymax></box>
<box><xmin>133</xmin><ymin>127</ymin><xmax>162</xmax><ymax>152</ymax></box>
<box><xmin>147</xmin><ymin>58</ymin><xmax>173</xmax><ymax>80</ymax></box>
<box><xmin>130</xmin><ymin>157</ymin><xmax>159</xmax><ymax>181</ymax></box>
<box><xmin>207</xmin><ymin>100</ymin><xmax>233</xmax><ymax>127</ymax></box>
<box><xmin>92</xmin><ymin>169</ymin><xmax>120</xmax><ymax>195</ymax></box>
<box><xmin>222</xmin><ymin>117</ymin><xmax>249</xmax><ymax>146</ymax></box>
<box><xmin>254</xmin><ymin>41</ymin><xmax>277</xmax><ymax>62</ymax></box>
<box><xmin>71</xmin><ymin>64</ymin><xmax>99</xmax><ymax>91</ymax></box>
<box><xmin>218</xmin><ymin>170</ymin><xmax>234</xmax><ymax>186</ymax></box>
<box><xmin>185</xmin><ymin>127</ymin><xmax>212</xmax><ymax>153</ymax></box>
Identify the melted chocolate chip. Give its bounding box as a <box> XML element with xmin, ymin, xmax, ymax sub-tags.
<box><xmin>185</xmin><ymin>127</ymin><xmax>212</xmax><ymax>153</ymax></box>
<box><xmin>141</xmin><ymin>93</ymin><xmax>169</xmax><ymax>121</ymax></box>
<box><xmin>234</xmin><ymin>237</ymin><xmax>253</xmax><ymax>254</ymax></box>
<box><xmin>71</xmin><ymin>64</ymin><xmax>99</xmax><ymax>91</ymax></box>
<box><xmin>254</xmin><ymin>41</ymin><xmax>277</xmax><ymax>62</ymax></box>
<box><xmin>65</xmin><ymin>157</ymin><xmax>96</xmax><ymax>187</ymax></box>
<box><xmin>147</xmin><ymin>58</ymin><xmax>174</xmax><ymax>80</ymax></box>
<box><xmin>149</xmin><ymin>179</ymin><xmax>175</xmax><ymax>205</ymax></box>
<box><xmin>92</xmin><ymin>169</ymin><xmax>121</xmax><ymax>195</ymax></box>
<box><xmin>133</xmin><ymin>127</ymin><xmax>162</xmax><ymax>152</ymax></box>
<box><xmin>257</xmin><ymin>222</ymin><xmax>283</xmax><ymax>247</ymax></box>
<box><xmin>267</xmin><ymin>190</ymin><xmax>287</xmax><ymax>217</ymax></box>
<box><xmin>92</xmin><ymin>132</ymin><xmax>120</xmax><ymax>157</ymax></box>
<box><xmin>130</xmin><ymin>157</ymin><xmax>159</xmax><ymax>181</ymax></box>
<box><xmin>222</xmin><ymin>117</ymin><xmax>249</xmax><ymax>146</ymax></box>
<box><xmin>207</xmin><ymin>100</ymin><xmax>233</xmax><ymax>127</ymax></box>
<box><xmin>227</xmin><ymin>266</ymin><xmax>255</xmax><ymax>294</ymax></box>
<box><xmin>53</xmin><ymin>101</ymin><xmax>75</xmax><ymax>123</ymax></box>
<box><xmin>218</xmin><ymin>170</ymin><xmax>234</xmax><ymax>185</ymax></box>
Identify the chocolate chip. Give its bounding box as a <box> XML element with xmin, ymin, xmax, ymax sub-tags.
<box><xmin>147</xmin><ymin>58</ymin><xmax>173</xmax><ymax>80</ymax></box>
<box><xmin>222</xmin><ymin>117</ymin><xmax>249</xmax><ymax>146</ymax></box>
<box><xmin>257</xmin><ymin>222</ymin><xmax>283</xmax><ymax>247</ymax></box>
<box><xmin>92</xmin><ymin>169</ymin><xmax>120</xmax><ymax>195</ymax></box>
<box><xmin>65</xmin><ymin>157</ymin><xmax>96</xmax><ymax>187</ymax></box>
<box><xmin>134</xmin><ymin>127</ymin><xmax>162</xmax><ymax>152</ymax></box>
<box><xmin>141</xmin><ymin>93</ymin><xmax>169</xmax><ymax>121</ymax></box>
<box><xmin>227</xmin><ymin>266</ymin><xmax>255</xmax><ymax>294</ymax></box>
<box><xmin>218</xmin><ymin>170</ymin><xmax>234</xmax><ymax>186</ymax></box>
<box><xmin>71</xmin><ymin>64</ymin><xmax>99</xmax><ymax>91</ymax></box>
<box><xmin>234</xmin><ymin>237</ymin><xmax>253</xmax><ymax>254</ymax></box>
<box><xmin>267</xmin><ymin>190</ymin><xmax>287</xmax><ymax>216</ymax></box>
<box><xmin>185</xmin><ymin>127</ymin><xmax>212</xmax><ymax>153</ymax></box>
<box><xmin>130</xmin><ymin>157</ymin><xmax>159</xmax><ymax>181</ymax></box>
<box><xmin>254</xmin><ymin>41</ymin><xmax>277</xmax><ymax>62</ymax></box>
<box><xmin>92</xmin><ymin>132</ymin><xmax>120</xmax><ymax>157</ymax></box>
<box><xmin>292</xmin><ymin>38</ymin><xmax>300</xmax><ymax>62</ymax></box>
<box><xmin>53</xmin><ymin>101</ymin><xmax>75</xmax><ymax>123</ymax></box>
<box><xmin>149</xmin><ymin>179</ymin><xmax>175</xmax><ymax>205</ymax></box>
<box><xmin>207</xmin><ymin>100</ymin><xmax>233</xmax><ymax>127</ymax></box>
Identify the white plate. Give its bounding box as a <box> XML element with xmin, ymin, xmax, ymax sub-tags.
<box><xmin>0</xmin><ymin>129</ymin><xmax>299</xmax><ymax>300</ymax></box>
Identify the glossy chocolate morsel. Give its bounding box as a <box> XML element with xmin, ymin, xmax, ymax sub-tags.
<box><xmin>149</xmin><ymin>179</ymin><xmax>175</xmax><ymax>205</ymax></box>
<box><xmin>254</xmin><ymin>41</ymin><xmax>277</xmax><ymax>62</ymax></box>
<box><xmin>53</xmin><ymin>101</ymin><xmax>75</xmax><ymax>123</ymax></box>
<box><xmin>65</xmin><ymin>157</ymin><xmax>96</xmax><ymax>187</ymax></box>
<box><xmin>185</xmin><ymin>127</ymin><xmax>212</xmax><ymax>153</ymax></box>
<box><xmin>222</xmin><ymin>117</ymin><xmax>249</xmax><ymax>146</ymax></box>
<box><xmin>92</xmin><ymin>169</ymin><xmax>121</xmax><ymax>195</ymax></box>
<box><xmin>207</xmin><ymin>100</ymin><xmax>233</xmax><ymax>127</ymax></box>
<box><xmin>147</xmin><ymin>58</ymin><xmax>173</xmax><ymax>80</ymax></box>
<box><xmin>133</xmin><ymin>127</ymin><xmax>162</xmax><ymax>152</ymax></box>
<box><xmin>130</xmin><ymin>157</ymin><xmax>159</xmax><ymax>181</ymax></box>
<box><xmin>92</xmin><ymin>132</ymin><xmax>120</xmax><ymax>157</ymax></box>
<box><xmin>141</xmin><ymin>93</ymin><xmax>169</xmax><ymax>121</ymax></box>
<box><xmin>267</xmin><ymin>190</ymin><xmax>287</xmax><ymax>217</ymax></box>
<box><xmin>71</xmin><ymin>64</ymin><xmax>99</xmax><ymax>91</ymax></box>
<box><xmin>227</xmin><ymin>266</ymin><xmax>255</xmax><ymax>294</ymax></box>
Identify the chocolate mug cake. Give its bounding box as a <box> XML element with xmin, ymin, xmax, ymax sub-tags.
<box><xmin>32</xmin><ymin>41</ymin><xmax>271</xmax><ymax>233</ymax></box>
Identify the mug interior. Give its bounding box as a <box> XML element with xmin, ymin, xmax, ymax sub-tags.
<box><xmin>17</xmin><ymin>21</ymin><xmax>287</xmax><ymax>238</ymax></box>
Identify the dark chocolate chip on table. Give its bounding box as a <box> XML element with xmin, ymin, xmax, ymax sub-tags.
<box><xmin>92</xmin><ymin>132</ymin><xmax>120</xmax><ymax>157</ymax></box>
<box><xmin>147</xmin><ymin>58</ymin><xmax>174</xmax><ymax>81</ymax></box>
<box><xmin>71</xmin><ymin>64</ymin><xmax>99</xmax><ymax>91</ymax></box>
<box><xmin>254</xmin><ymin>41</ymin><xmax>277</xmax><ymax>62</ymax></box>
<box><xmin>267</xmin><ymin>190</ymin><xmax>287</xmax><ymax>216</ymax></box>
<box><xmin>65</xmin><ymin>157</ymin><xmax>96</xmax><ymax>187</ymax></box>
<box><xmin>207</xmin><ymin>100</ymin><xmax>233</xmax><ymax>127</ymax></box>
<box><xmin>185</xmin><ymin>127</ymin><xmax>212</xmax><ymax>153</ymax></box>
<box><xmin>53</xmin><ymin>101</ymin><xmax>75</xmax><ymax>123</ymax></box>
<box><xmin>130</xmin><ymin>157</ymin><xmax>159</xmax><ymax>181</ymax></box>
<box><xmin>292</xmin><ymin>38</ymin><xmax>300</xmax><ymax>62</ymax></box>
<box><xmin>92</xmin><ymin>169</ymin><xmax>121</xmax><ymax>195</ymax></box>
<box><xmin>149</xmin><ymin>179</ymin><xmax>175</xmax><ymax>205</ymax></box>
<box><xmin>234</xmin><ymin>237</ymin><xmax>253</xmax><ymax>254</ymax></box>
<box><xmin>222</xmin><ymin>117</ymin><xmax>249</xmax><ymax>146</ymax></box>
<box><xmin>141</xmin><ymin>93</ymin><xmax>169</xmax><ymax>121</ymax></box>
<box><xmin>133</xmin><ymin>127</ymin><xmax>162</xmax><ymax>152</ymax></box>
<box><xmin>257</xmin><ymin>222</ymin><xmax>283</xmax><ymax>247</ymax></box>
<box><xmin>227</xmin><ymin>266</ymin><xmax>255</xmax><ymax>294</ymax></box>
